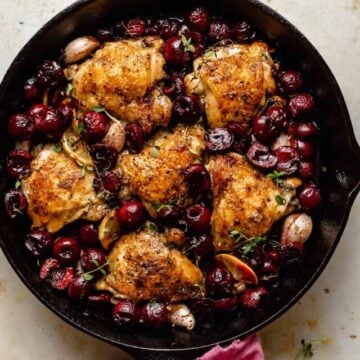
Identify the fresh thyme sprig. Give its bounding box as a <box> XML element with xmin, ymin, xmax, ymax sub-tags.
<box><xmin>82</xmin><ymin>259</ymin><xmax>109</xmax><ymax>281</ymax></box>
<box><xmin>229</xmin><ymin>230</ymin><xmax>266</xmax><ymax>255</ymax></box>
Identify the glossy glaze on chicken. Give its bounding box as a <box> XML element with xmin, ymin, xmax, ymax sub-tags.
<box><xmin>4</xmin><ymin>6</ymin><xmax>322</xmax><ymax>330</ymax></box>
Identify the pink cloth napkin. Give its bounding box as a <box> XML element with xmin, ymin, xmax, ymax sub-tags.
<box><xmin>198</xmin><ymin>335</ymin><xmax>264</xmax><ymax>360</ymax></box>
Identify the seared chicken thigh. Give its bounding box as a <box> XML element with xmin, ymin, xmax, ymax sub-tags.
<box><xmin>96</xmin><ymin>228</ymin><xmax>204</xmax><ymax>302</ymax></box>
<box><xmin>118</xmin><ymin>124</ymin><xmax>205</xmax><ymax>217</ymax></box>
<box><xmin>22</xmin><ymin>145</ymin><xmax>109</xmax><ymax>233</ymax></box>
<box><xmin>185</xmin><ymin>42</ymin><xmax>275</xmax><ymax>128</ymax></box>
<box><xmin>71</xmin><ymin>37</ymin><xmax>172</xmax><ymax>133</ymax></box>
<box><xmin>208</xmin><ymin>153</ymin><xmax>301</xmax><ymax>251</ymax></box>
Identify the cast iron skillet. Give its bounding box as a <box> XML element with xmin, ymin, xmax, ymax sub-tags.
<box><xmin>0</xmin><ymin>0</ymin><xmax>359</xmax><ymax>359</ymax></box>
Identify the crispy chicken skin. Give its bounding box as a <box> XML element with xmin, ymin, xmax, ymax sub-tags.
<box><xmin>21</xmin><ymin>145</ymin><xmax>109</xmax><ymax>233</ymax></box>
<box><xmin>96</xmin><ymin>228</ymin><xmax>205</xmax><ymax>302</ymax></box>
<box><xmin>208</xmin><ymin>153</ymin><xmax>301</xmax><ymax>251</ymax></box>
<box><xmin>118</xmin><ymin>124</ymin><xmax>205</xmax><ymax>217</ymax></box>
<box><xmin>71</xmin><ymin>37</ymin><xmax>172</xmax><ymax>133</ymax></box>
<box><xmin>185</xmin><ymin>42</ymin><xmax>276</xmax><ymax>128</ymax></box>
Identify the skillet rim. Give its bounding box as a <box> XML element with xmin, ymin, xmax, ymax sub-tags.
<box><xmin>0</xmin><ymin>0</ymin><xmax>359</xmax><ymax>353</ymax></box>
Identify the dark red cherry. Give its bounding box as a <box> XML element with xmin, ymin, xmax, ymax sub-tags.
<box><xmin>232</xmin><ymin>21</ymin><xmax>256</xmax><ymax>43</ymax></box>
<box><xmin>294</xmin><ymin>122</ymin><xmax>319</xmax><ymax>140</ymax></box>
<box><xmin>79</xmin><ymin>111</ymin><xmax>109</xmax><ymax>143</ymax></box>
<box><xmin>172</xmin><ymin>94</ymin><xmax>202</xmax><ymax>123</ymax></box>
<box><xmin>288</xmin><ymin>93</ymin><xmax>315</xmax><ymax>117</ymax></box>
<box><xmin>91</xmin><ymin>144</ymin><xmax>118</xmax><ymax>172</ymax></box>
<box><xmin>208</xmin><ymin>20</ymin><xmax>231</xmax><ymax>41</ymax></box>
<box><xmin>184</xmin><ymin>164</ymin><xmax>211</xmax><ymax>197</ymax></box>
<box><xmin>6</xmin><ymin>150</ymin><xmax>32</xmax><ymax>178</ymax></box>
<box><xmin>40</xmin><ymin>258</ymin><xmax>59</xmax><ymax>280</ymax></box>
<box><xmin>206</xmin><ymin>266</ymin><xmax>234</xmax><ymax>298</ymax></box>
<box><xmin>227</xmin><ymin>123</ymin><xmax>250</xmax><ymax>153</ymax></box>
<box><xmin>185</xmin><ymin>204</ymin><xmax>211</xmax><ymax>235</ymax></box>
<box><xmin>24</xmin><ymin>229</ymin><xmax>52</xmax><ymax>257</ymax></box>
<box><xmin>213</xmin><ymin>296</ymin><xmax>238</xmax><ymax>312</ymax></box>
<box><xmin>52</xmin><ymin>237</ymin><xmax>80</xmax><ymax>265</ymax></box>
<box><xmin>277</xmin><ymin>70</ymin><xmax>303</xmax><ymax>95</ymax></box>
<box><xmin>113</xmin><ymin>300</ymin><xmax>139</xmax><ymax>326</ymax></box>
<box><xmin>118</xmin><ymin>200</ymin><xmax>145</xmax><ymax>230</ymax></box>
<box><xmin>163</xmin><ymin>36</ymin><xmax>191</xmax><ymax>65</ymax></box>
<box><xmin>87</xmin><ymin>293</ymin><xmax>112</xmax><ymax>307</ymax></box>
<box><xmin>206</xmin><ymin>128</ymin><xmax>234</xmax><ymax>152</ymax></box>
<box><xmin>80</xmin><ymin>248</ymin><xmax>107</xmax><ymax>272</ymax></box>
<box><xmin>4</xmin><ymin>189</ymin><xmax>26</xmax><ymax>219</ymax></box>
<box><xmin>93</xmin><ymin>171</ymin><xmax>121</xmax><ymax>198</ymax></box>
<box><xmin>296</xmin><ymin>140</ymin><xmax>315</xmax><ymax>159</ymax></box>
<box><xmin>140</xmin><ymin>301</ymin><xmax>169</xmax><ymax>327</ymax></box>
<box><xmin>8</xmin><ymin>113</ymin><xmax>35</xmax><ymax>140</ymax></box>
<box><xmin>298</xmin><ymin>161</ymin><xmax>314</xmax><ymax>179</ymax></box>
<box><xmin>266</xmin><ymin>105</ymin><xmax>290</xmax><ymax>131</ymax></box>
<box><xmin>56</xmin><ymin>102</ymin><xmax>74</xmax><ymax>127</ymax></box>
<box><xmin>247</xmin><ymin>142</ymin><xmax>278</xmax><ymax>170</ymax></box>
<box><xmin>49</xmin><ymin>267</ymin><xmax>74</xmax><ymax>290</ymax></box>
<box><xmin>36</xmin><ymin>60</ymin><xmax>64</xmax><ymax>87</ymax></box>
<box><xmin>163</xmin><ymin>76</ymin><xmax>185</xmax><ymax>98</ymax></box>
<box><xmin>185</xmin><ymin>7</ymin><xmax>211</xmax><ymax>31</ymax></box>
<box><xmin>298</xmin><ymin>182</ymin><xmax>321</xmax><ymax>210</ymax></box>
<box><xmin>147</xmin><ymin>18</ymin><xmax>181</xmax><ymax>39</ymax></box>
<box><xmin>239</xmin><ymin>286</ymin><xmax>268</xmax><ymax>309</ymax></box>
<box><xmin>23</xmin><ymin>77</ymin><xmax>42</xmax><ymax>103</ymax></box>
<box><xmin>67</xmin><ymin>275</ymin><xmax>93</xmax><ymax>299</ymax></box>
<box><xmin>187</xmin><ymin>298</ymin><xmax>213</xmax><ymax>318</ymax></box>
<box><xmin>79</xmin><ymin>223</ymin><xmax>99</xmax><ymax>247</ymax></box>
<box><xmin>252</xmin><ymin>114</ymin><xmax>279</xmax><ymax>143</ymax></box>
<box><xmin>125</xmin><ymin>18</ymin><xmax>146</xmax><ymax>37</ymax></box>
<box><xmin>274</xmin><ymin>146</ymin><xmax>300</xmax><ymax>175</ymax></box>
<box><xmin>186</xmin><ymin>234</ymin><xmax>214</xmax><ymax>258</ymax></box>
<box><xmin>279</xmin><ymin>241</ymin><xmax>304</xmax><ymax>266</ymax></box>
<box><xmin>125</xmin><ymin>123</ymin><xmax>144</xmax><ymax>153</ymax></box>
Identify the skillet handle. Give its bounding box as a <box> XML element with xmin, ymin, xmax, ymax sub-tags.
<box><xmin>125</xmin><ymin>348</ymin><xmax>207</xmax><ymax>360</ymax></box>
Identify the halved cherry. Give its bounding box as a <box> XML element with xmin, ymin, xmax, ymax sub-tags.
<box><xmin>215</xmin><ymin>253</ymin><xmax>258</xmax><ymax>285</ymax></box>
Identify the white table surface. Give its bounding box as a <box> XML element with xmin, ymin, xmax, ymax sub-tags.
<box><xmin>0</xmin><ymin>0</ymin><xmax>359</xmax><ymax>359</ymax></box>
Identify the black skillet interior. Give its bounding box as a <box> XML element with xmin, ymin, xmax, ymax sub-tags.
<box><xmin>0</xmin><ymin>0</ymin><xmax>359</xmax><ymax>359</ymax></box>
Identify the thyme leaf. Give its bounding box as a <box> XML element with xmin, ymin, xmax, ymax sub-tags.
<box><xmin>66</xmin><ymin>83</ymin><xmax>74</xmax><ymax>96</ymax></box>
<box><xmin>15</xmin><ymin>180</ymin><xmax>21</xmax><ymax>189</ymax></box>
<box><xmin>275</xmin><ymin>194</ymin><xmax>285</xmax><ymax>205</ymax></box>
<box><xmin>267</xmin><ymin>170</ymin><xmax>287</xmax><ymax>186</ymax></box>
<box><xmin>93</xmin><ymin>105</ymin><xmax>105</xmax><ymax>112</ymax></box>
<box><xmin>181</xmin><ymin>35</ymin><xmax>195</xmax><ymax>53</ymax></box>
<box><xmin>53</xmin><ymin>143</ymin><xmax>62</xmax><ymax>153</ymax></box>
<box><xmin>82</xmin><ymin>259</ymin><xmax>109</xmax><ymax>281</ymax></box>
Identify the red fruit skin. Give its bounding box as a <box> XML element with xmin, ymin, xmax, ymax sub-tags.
<box><xmin>87</xmin><ymin>293</ymin><xmax>112</xmax><ymax>307</ymax></box>
<box><xmin>212</xmin><ymin>296</ymin><xmax>238</xmax><ymax>312</ymax></box>
<box><xmin>24</xmin><ymin>229</ymin><xmax>52</xmax><ymax>257</ymax></box>
<box><xmin>163</xmin><ymin>36</ymin><xmax>191</xmax><ymax>65</ymax></box>
<box><xmin>185</xmin><ymin>7</ymin><xmax>211</xmax><ymax>31</ymax></box>
<box><xmin>112</xmin><ymin>300</ymin><xmax>139</xmax><ymax>326</ymax></box>
<box><xmin>277</xmin><ymin>70</ymin><xmax>303</xmax><ymax>94</ymax></box>
<box><xmin>140</xmin><ymin>302</ymin><xmax>169</xmax><ymax>327</ymax></box>
<box><xmin>288</xmin><ymin>93</ymin><xmax>315</xmax><ymax>117</ymax></box>
<box><xmin>79</xmin><ymin>111</ymin><xmax>109</xmax><ymax>143</ymax></box>
<box><xmin>40</xmin><ymin>258</ymin><xmax>60</xmax><ymax>280</ymax></box>
<box><xmin>4</xmin><ymin>189</ymin><xmax>27</xmax><ymax>219</ymax></box>
<box><xmin>8</xmin><ymin>113</ymin><xmax>35</xmax><ymax>140</ymax></box>
<box><xmin>6</xmin><ymin>150</ymin><xmax>32</xmax><ymax>178</ymax></box>
<box><xmin>24</xmin><ymin>77</ymin><xmax>42</xmax><ymax>103</ymax></box>
<box><xmin>117</xmin><ymin>200</ymin><xmax>145</xmax><ymax>230</ymax></box>
<box><xmin>80</xmin><ymin>248</ymin><xmax>107</xmax><ymax>272</ymax></box>
<box><xmin>52</xmin><ymin>237</ymin><xmax>81</xmax><ymax>265</ymax></box>
<box><xmin>208</xmin><ymin>20</ymin><xmax>231</xmax><ymax>41</ymax></box>
<box><xmin>239</xmin><ymin>286</ymin><xmax>268</xmax><ymax>309</ymax></box>
<box><xmin>79</xmin><ymin>223</ymin><xmax>99</xmax><ymax>247</ymax></box>
<box><xmin>67</xmin><ymin>275</ymin><xmax>93</xmax><ymax>299</ymax></box>
<box><xmin>247</xmin><ymin>142</ymin><xmax>278</xmax><ymax>170</ymax></box>
<box><xmin>125</xmin><ymin>123</ymin><xmax>144</xmax><ymax>153</ymax></box>
<box><xmin>49</xmin><ymin>267</ymin><xmax>75</xmax><ymax>290</ymax></box>
<box><xmin>185</xmin><ymin>204</ymin><xmax>211</xmax><ymax>235</ymax></box>
<box><xmin>298</xmin><ymin>182</ymin><xmax>321</xmax><ymax>210</ymax></box>
<box><xmin>126</xmin><ymin>18</ymin><xmax>146</xmax><ymax>37</ymax></box>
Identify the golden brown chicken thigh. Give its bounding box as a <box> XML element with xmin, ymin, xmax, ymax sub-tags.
<box><xmin>71</xmin><ymin>37</ymin><xmax>172</xmax><ymax>133</ymax></box>
<box><xmin>207</xmin><ymin>153</ymin><xmax>301</xmax><ymax>251</ymax></box>
<box><xmin>96</xmin><ymin>228</ymin><xmax>204</xmax><ymax>302</ymax></box>
<box><xmin>185</xmin><ymin>42</ymin><xmax>276</xmax><ymax>128</ymax></box>
<box><xmin>117</xmin><ymin>124</ymin><xmax>205</xmax><ymax>217</ymax></box>
<box><xmin>21</xmin><ymin>145</ymin><xmax>109</xmax><ymax>233</ymax></box>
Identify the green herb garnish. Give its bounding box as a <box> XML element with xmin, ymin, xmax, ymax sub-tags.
<box><xmin>151</xmin><ymin>199</ymin><xmax>177</xmax><ymax>213</ymax></box>
<box><xmin>93</xmin><ymin>105</ymin><xmax>105</xmax><ymax>112</ymax></box>
<box><xmin>66</xmin><ymin>83</ymin><xmax>74</xmax><ymax>97</ymax></box>
<box><xmin>15</xmin><ymin>179</ymin><xmax>21</xmax><ymax>189</ymax></box>
<box><xmin>148</xmin><ymin>222</ymin><xmax>158</xmax><ymax>232</ymax></box>
<box><xmin>150</xmin><ymin>146</ymin><xmax>160</xmax><ymax>158</ymax></box>
<box><xmin>53</xmin><ymin>143</ymin><xmax>62</xmax><ymax>153</ymax></box>
<box><xmin>82</xmin><ymin>259</ymin><xmax>109</xmax><ymax>281</ymax></box>
<box><xmin>229</xmin><ymin>230</ymin><xmax>266</xmax><ymax>255</ymax></box>
<box><xmin>267</xmin><ymin>170</ymin><xmax>287</xmax><ymax>186</ymax></box>
<box><xmin>275</xmin><ymin>194</ymin><xmax>285</xmax><ymax>205</ymax></box>
<box><xmin>77</xmin><ymin>122</ymin><xmax>85</xmax><ymax>134</ymax></box>
<box><xmin>181</xmin><ymin>35</ymin><xmax>195</xmax><ymax>53</ymax></box>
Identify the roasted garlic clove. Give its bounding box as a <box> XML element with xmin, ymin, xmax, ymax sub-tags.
<box><xmin>168</xmin><ymin>304</ymin><xmax>195</xmax><ymax>331</ymax></box>
<box><xmin>64</xmin><ymin>36</ymin><xmax>100</xmax><ymax>64</ymax></box>
<box><xmin>281</xmin><ymin>213</ymin><xmax>313</xmax><ymax>245</ymax></box>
